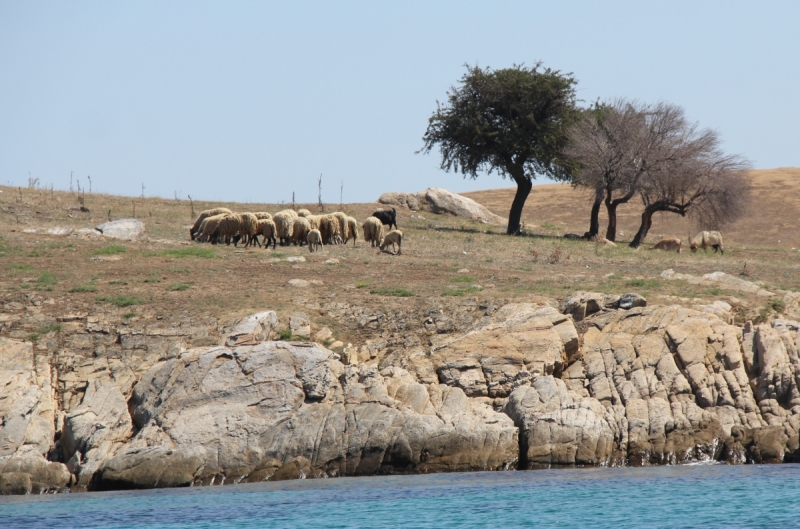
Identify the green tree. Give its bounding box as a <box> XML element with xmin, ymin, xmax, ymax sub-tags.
<box><xmin>420</xmin><ymin>64</ymin><xmax>578</xmax><ymax>235</ymax></box>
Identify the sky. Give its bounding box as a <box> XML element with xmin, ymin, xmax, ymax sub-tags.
<box><xmin>1</xmin><ymin>1</ymin><xmax>798</xmax><ymax>205</ymax></box>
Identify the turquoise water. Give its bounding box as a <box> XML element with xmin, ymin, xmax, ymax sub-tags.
<box><xmin>1</xmin><ymin>464</ymin><xmax>799</xmax><ymax>528</ymax></box>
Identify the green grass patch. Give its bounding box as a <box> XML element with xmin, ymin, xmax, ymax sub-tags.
<box><xmin>271</xmin><ymin>252</ymin><xmax>287</xmax><ymax>258</ymax></box>
<box><xmin>142</xmin><ymin>277</ymin><xmax>161</xmax><ymax>283</ymax></box>
<box><xmin>91</xmin><ymin>245</ymin><xmax>127</xmax><ymax>256</ymax></box>
<box><xmin>36</xmin><ymin>271</ymin><xmax>57</xmax><ymax>290</ymax></box>
<box><xmin>70</xmin><ymin>284</ymin><xmax>98</xmax><ymax>293</ymax></box>
<box><xmin>626</xmin><ymin>279</ymin><xmax>661</xmax><ymax>289</ymax></box>
<box><xmin>96</xmin><ymin>295</ymin><xmax>144</xmax><ymax>307</ymax></box>
<box><xmin>148</xmin><ymin>247</ymin><xmax>216</xmax><ymax>259</ymax></box>
<box><xmin>355</xmin><ymin>280</ymin><xmax>371</xmax><ymax>288</ymax></box>
<box><xmin>108</xmin><ymin>280</ymin><xmax>128</xmax><ymax>285</ymax></box>
<box><xmin>170</xmin><ymin>267</ymin><xmax>190</xmax><ymax>274</ymax></box>
<box><xmin>7</xmin><ymin>263</ymin><xmax>34</xmax><ymax>270</ymax></box>
<box><xmin>441</xmin><ymin>285</ymin><xmax>483</xmax><ymax>297</ymax></box>
<box><xmin>122</xmin><ymin>312</ymin><xmax>137</xmax><ymax>319</ymax></box>
<box><xmin>370</xmin><ymin>288</ymin><xmax>414</xmax><ymax>297</ymax></box>
<box><xmin>277</xmin><ymin>329</ymin><xmax>293</xmax><ymax>341</ymax></box>
<box><xmin>450</xmin><ymin>275</ymin><xmax>476</xmax><ymax>283</ymax></box>
<box><xmin>167</xmin><ymin>283</ymin><xmax>190</xmax><ymax>291</ymax></box>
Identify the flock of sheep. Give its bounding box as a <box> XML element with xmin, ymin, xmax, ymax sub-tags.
<box><xmin>189</xmin><ymin>207</ymin><xmax>403</xmax><ymax>254</ymax></box>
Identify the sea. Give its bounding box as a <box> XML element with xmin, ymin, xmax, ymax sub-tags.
<box><xmin>1</xmin><ymin>464</ymin><xmax>799</xmax><ymax>528</ymax></box>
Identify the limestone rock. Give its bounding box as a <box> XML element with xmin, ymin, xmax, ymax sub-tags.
<box><xmin>94</xmin><ymin>219</ymin><xmax>146</xmax><ymax>241</ymax></box>
<box><xmin>289</xmin><ymin>313</ymin><xmax>311</xmax><ymax>340</ymax></box>
<box><xmin>288</xmin><ymin>279</ymin><xmax>309</xmax><ymax>288</ymax></box>
<box><xmin>414</xmin><ymin>188</ymin><xmax>506</xmax><ymax>225</ymax></box>
<box><xmin>225</xmin><ymin>311</ymin><xmax>278</xmax><ymax>346</ymax></box>
<box><xmin>378</xmin><ymin>191</ymin><xmax>420</xmax><ymax>211</ymax></box>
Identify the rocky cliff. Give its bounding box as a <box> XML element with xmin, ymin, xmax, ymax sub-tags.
<box><xmin>2</xmin><ymin>296</ymin><xmax>799</xmax><ymax>494</ymax></box>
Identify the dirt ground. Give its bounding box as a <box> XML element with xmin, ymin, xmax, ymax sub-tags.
<box><xmin>2</xmin><ymin>168</ymin><xmax>799</xmax><ymax>352</ymax></box>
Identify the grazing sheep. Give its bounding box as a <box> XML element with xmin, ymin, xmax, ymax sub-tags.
<box><xmin>379</xmin><ymin>229</ymin><xmax>403</xmax><ymax>254</ymax></box>
<box><xmin>273</xmin><ymin>211</ymin><xmax>295</xmax><ymax>246</ymax></box>
<box><xmin>653</xmin><ymin>237</ymin><xmax>682</xmax><ymax>253</ymax></box>
<box><xmin>297</xmin><ymin>209</ymin><xmax>312</xmax><ymax>217</ymax></box>
<box><xmin>344</xmin><ymin>216</ymin><xmax>358</xmax><ymax>246</ymax></box>
<box><xmin>306</xmin><ymin>214</ymin><xmax>321</xmax><ymax>230</ymax></box>
<box><xmin>196</xmin><ymin>213</ymin><xmax>228</xmax><ymax>243</ymax></box>
<box><xmin>319</xmin><ymin>214</ymin><xmax>343</xmax><ymax>244</ymax></box>
<box><xmin>363</xmin><ymin>216</ymin><xmax>384</xmax><ymax>247</ymax></box>
<box><xmin>237</xmin><ymin>212</ymin><xmax>260</xmax><ymax>247</ymax></box>
<box><xmin>307</xmin><ymin>229</ymin><xmax>323</xmax><ymax>252</ymax></box>
<box><xmin>212</xmin><ymin>214</ymin><xmax>242</xmax><ymax>246</ymax></box>
<box><xmin>371</xmin><ymin>207</ymin><xmax>397</xmax><ymax>230</ymax></box>
<box><xmin>333</xmin><ymin>212</ymin><xmax>348</xmax><ymax>240</ymax></box>
<box><xmin>253</xmin><ymin>212</ymin><xmax>272</xmax><ymax>220</ymax></box>
<box><xmin>690</xmin><ymin>231</ymin><xmax>724</xmax><ymax>254</ymax></box>
<box><xmin>190</xmin><ymin>208</ymin><xmax>232</xmax><ymax>240</ymax></box>
<box><xmin>292</xmin><ymin>217</ymin><xmax>311</xmax><ymax>246</ymax></box>
<box><xmin>257</xmin><ymin>218</ymin><xmax>277</xmax><ymax>249</ymax></box>
<box><xmin>276</xmin><ymin>209</ymin><xmax>298</xmax><ymax>220</ymax></box>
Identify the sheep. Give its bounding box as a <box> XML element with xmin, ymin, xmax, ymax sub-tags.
<box><xmin>690</xmin><ymin>231</ymin><xmax>724</xmax><ymax>254</ymax></box>
<box><xmin>238</xmin><ymin>212</ymin><xmax>260</xmax><ymax>247</ymax></box>
<box><xmin>190</xmin><ymin>208</ymin><xmax>232</xmax><ymax>240</ymax></box>
<box><xmin>319</xmin><ymin>214</ymin><xmax>343</xmax><ymax>244</ymax></box>
<box><xmin>276</xmin><ymin>209</ymin><xmax>298</xmax><ymax>220</ymax></box>
<box><xmin>379</xmin><ymin>229</ymin><xmax>403</xmax><ymax>255</ymax></box>
<box><xmin>297</xmin><ymin>208</ymin><xmax>312</xmax><ymax>217</ymax></box>
<box><xmin>257</xmin><ymin>218</ymin><xmax>277</xmax><ymax>249</ymax></box>
<box><xmin>196</xmin><ymin>213</ymin><xmax>228</xmax><ymax>243</ymax></box>
<box><xmin>363</xmin><ymin>216</ymin><xmax>384</xmax><ymax>247</ymax></box>
<box><xmin>371</xmin><ymin>207</ymin><xmax>397</xmax><ymax>230</ymax></box>
<box><xmin>344</xmin><ymin>216</ymin><xmax>358</xmax><ymax>246</ymax></box>
<box><xmin>306</xmin><ymin>214</ymin><xmax>321</xmax><ymax>230</ymax></box>
<box><xmin>273</xmin><ymin>211</ymin><xmax>295</xmax><ymax>246</ymax></box>
<box><xmin>212</xmin><ymin>214</ymin><xmax>242</xmax><ymax>246</ymax></box>
<box><xmin>307</xmin><ymin>229</ymin><xmax>323</xmax><ymax>252</ymax></box>
<box><xmin>653</xmin><ymin>237</ymin><xmax>682</xmax><ymax>253</ymax></box>
<box><xmin>333</xmin><ymin>212</ymin><xmax>348</xmax><ymax>241</ymax></box>
<box><xmin>253</xmin><ymin>212</ymin><xmax>272</xmax><ymax>220</ymax></box>
<box><xmin>292</xmin><ymin>217</ymin><xmax>311</xmax><ymax>246</ymax></box>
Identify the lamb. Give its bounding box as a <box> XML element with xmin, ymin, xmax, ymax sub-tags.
<box><xmin>379</xmin><ymin>229</ymin><xmax>403</xmax><ymax>255</ymax></box>
<box><xmin>297</xmin><ymin>209</ymin><xmax>312</xmax><ymax>217</ymax></box>
<box><xmin>690</xmin><ymin>231</ymin><xmax>724</xmax><ymax>254</ymax></box>
<box><xmin>196</xmin><ymin>213</ymin><xmax>228</xmax><ymax>243</ymax></box>
<box><xmin>257</xmin><ymin>218</ymin><xmax>277</xmax><ymax>249</ymax></box>
<box><xmin>190</xmin><ymin>208</ymin><xmax>232</xmax><ymax>240</ymax></box>
<box><xmin>319</xmin><ymin>214</ymin><xmax>343</xmax><ymax>244</ymax></box>
<box><xmin>653</xmin><ymin>237</ymin><xmax>682</xmax><ymax>253</ymax></box>
<box><xmin>273</xmin><ymin>211</ymin><xmax>295</xmax><ymax>246</ymax></box>
<box><xmin>307</xmin><ymin>229</ymin><xmax>323</xmax><ymax>252</ymax></box>
<box><xmin>362</xmin><ymin>216</ymin><xmax>384</xmax><ymax>247</ymax></box>
<box><xmin>344</xmin><ymin>216</ymin><xmax>359</xmax><ymax>246</ymax></box>
<box><xmin>371</xmin><ymin>207</ymin><xmax>397</xmax><ymax>230</ymax></box>
<box><xmin>292</xmin><ymin>217</ymin><xmax>311</xmax><ymax>246</ymax></box>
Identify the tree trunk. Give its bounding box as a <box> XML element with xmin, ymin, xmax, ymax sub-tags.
<box><xmin>630</xmin><ymin>207</ymin><xmax>655</xmax><ymax>248</ymax></box>
<box><xmin>507</xmin><ymin>172</ymin><xmax>532</xmax><ymax>235</ymax></box>
<box><xmin>585</xmin><ymin>187</ymin><xmax>604</xmax><ymax>239</ymax></box>
<box><xmin>605</xmin><ymin>202</ymin><xmax>619</xmax><ymax>242</ymax></box>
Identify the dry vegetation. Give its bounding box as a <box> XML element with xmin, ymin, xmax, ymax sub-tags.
<box><xmin>1</xmin><ymin>168</ymin><xmax>799</xmax><ymax>350</ymax></box>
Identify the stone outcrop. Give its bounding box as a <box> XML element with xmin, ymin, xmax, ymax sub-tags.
<box><xmin>378</xmin><ymin>188</ymin><xmax>506</xmax><ymax>225</ymax></box>
<box><xmin>94</xmin><ymin>219</ymin><xmax>147</xmax><ymax>241</ymax></box>
<box><xmin>3</xmin><ymin>294</ymin><xmax>800</xmax><ymax>494</ymax></box>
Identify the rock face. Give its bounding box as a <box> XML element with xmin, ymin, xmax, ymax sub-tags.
<box><xmin>94</xmin><ymin>219</ymin><xmax>147</xmax><ymax>241</ymax></box>
<box><xmin>2</xmin><ymin>296</ymin><xmax>800</xmax><ymax>494</ymax></box>
<box><xmin>378</xmin><ymin>188</ymin><xmax>506</xmax><ymax>225</ymax></box>
<box><xmin>92</xmin><ymin>342</ymin><xmax>517</xmax><ymax>488</ymax></box>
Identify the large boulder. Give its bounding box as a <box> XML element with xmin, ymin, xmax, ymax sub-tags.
<box><xmin>417</xmin><ymin>188</ymin><xmax>507</xmax><ymax>225</ymax></box>
<box><xmin>95</xmin><ymin>341</ymin><xmax>518</xmax><ymax>488</ymax></box>
<box><xmin>377</xmin><ymin>191</ymin><xmax>420</xmax><ymax>211</ymax></box>
<box><xmin>94</xmin><ymin>219</ymin><xmax>146</xmax><ymax>240</ymax></box>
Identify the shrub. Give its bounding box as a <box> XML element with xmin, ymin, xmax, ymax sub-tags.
<box><xmin>96</xmin><ymin>295</ymin><xmax>144</xmax><ymax>307</ymax></box>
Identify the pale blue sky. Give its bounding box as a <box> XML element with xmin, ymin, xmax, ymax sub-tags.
<box><xmin>1</xmin><ymin>1</ymin><xmax>798</xmax><ymax>204</ymax></box>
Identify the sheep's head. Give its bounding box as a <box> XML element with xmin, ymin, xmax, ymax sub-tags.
<box><xmin>690</xmin><ymin>243</ymin><xmax>698</xmax><ymax>252</ymax></box>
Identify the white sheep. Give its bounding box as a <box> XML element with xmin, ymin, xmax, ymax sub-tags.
<box><xmin>690</xmin><ymin>231</ymin><xmax>724</xmax><ymax>254</ymax></box>
<box><xmin>257</xmin><ymin>218</ymin><xmax>277</xmax><ymax>249</ymax></box>
<box><xmin>292</xmin><ymin>217</ymin><xmax>311</xmax><ymax>246</ymax></box>
<box><xmin>196</xmin><ymin>213</ymin><xmax>228</xmax><ymax>243</ymax></box>
<box><xmin>238</xmin><ymin>212</ymin><xmax>260</xmax><ymax>247</ymax></box>
<box><xmin>297</xmin><ymin>208</ymin><xmax>312</xmax><ymax>217</ymax></box>
<box><xmin>379</xmin><ymin>229</ymin><xmax>403</xmax><ymax>254</ymax></box>
<box><xmin>307</xmin><ymin>229</ymin><xmax>323</xmax><ymax>252</ymax></box>
<box><xmin>190</xmin><ymin>208</ymin><xmax>232</xmax><ymax>240</ymax></box>
<box><xmin>362</xmin><ymin>216</ymin><xmax>384</xmax><ymax>248</ymax></box>
<box><xmin>344</xmin><ymin>216</ymin><xmax>358</xmax><ymax>246</ymax></box>
<box><xmin>273</xmin><ymin>211</ymin><xmax>295</xmax><ymax>246</ymax></box>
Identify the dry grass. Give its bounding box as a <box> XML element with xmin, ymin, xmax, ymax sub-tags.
<box><xmin>1</xmin><ymin>170</ymin><xmax>799</xmax><ymax>348</ymax></box>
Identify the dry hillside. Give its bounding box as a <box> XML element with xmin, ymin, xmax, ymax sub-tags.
<box><xmin>463</xmin><ymin>167</ymin><xmax>800</xmax><ymax>250</ymax></box>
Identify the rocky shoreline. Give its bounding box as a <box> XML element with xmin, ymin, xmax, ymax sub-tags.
<box><xmin>2</xmin><ymin>293</ymin><xmax>799</xmax><ymax>495</ymax></box>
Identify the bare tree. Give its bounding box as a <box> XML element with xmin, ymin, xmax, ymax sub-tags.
<box><xmin>566</xmin><ymin>100</ymin><xmax>692</xmax><ymax>241</ymax></box>
<box><xmin>628</xmin><ymin>118</ymin><xmax>751</xmax><ymax>247</ymax></box>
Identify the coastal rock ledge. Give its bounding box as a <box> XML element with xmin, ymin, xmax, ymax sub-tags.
<box><xmin>1</xmin><ymin>300</ymin><xmax>799</xmax><ymax>494</ymax></box>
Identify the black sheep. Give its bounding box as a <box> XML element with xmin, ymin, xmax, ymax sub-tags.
<box><xmin>371</xmin><ymin>207</ymin><xmax>397</xmax><ymax>230</ymax></box>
